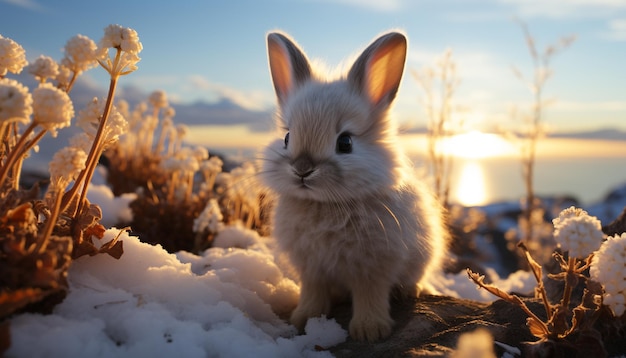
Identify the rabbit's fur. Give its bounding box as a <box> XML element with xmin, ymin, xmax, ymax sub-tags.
<box><xmin>262</xmin><ymin>31</ymin><xmax>447</xmax><ymax>342</ymax></box>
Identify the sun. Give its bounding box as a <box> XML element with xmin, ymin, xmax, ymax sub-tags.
<box><xmin>439</xmin><ymin>130</ymin><xmax>516</xmax><ymax>159</ymax></box>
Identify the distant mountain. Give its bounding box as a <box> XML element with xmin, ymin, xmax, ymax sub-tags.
<box><xmin>549</xmin><ymin>128</ymin><xmax>626</xmax><ymax>141</ymax></box>
<box><xmin>399</xmin><ymin>126</ymin><xmax>626</xmax><ymax>141</ymax></box>
<box><xmin>171</xmin><ymin>98</ymin><xmax>273</xmax><ymax>132</ymax></box>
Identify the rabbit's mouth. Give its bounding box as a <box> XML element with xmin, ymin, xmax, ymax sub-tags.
<box><xmin>296</xmin><ymin>178</ymin><xmax>312</xmax><ymax>189</ymax></box>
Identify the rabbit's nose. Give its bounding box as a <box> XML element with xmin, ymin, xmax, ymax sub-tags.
<box><xmin>292</xmin><ymin>155</ymin><xmax>316</xmax><ymax>178</ymax></box>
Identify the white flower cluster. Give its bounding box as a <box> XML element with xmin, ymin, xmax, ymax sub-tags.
<box><xmin>0</xmin><ymin>78</ymin><xmax>32</xmax><ymax>124</ymax></box>
<box><xmin>161</xmin><ymin>154</ymin><xmax>200</xmax><ymax>174</ymax></box>
<box><xmin>148</xmin><ymin>90</ymin><xmax>168</xmax><ymax>110</ymax></box>
<box><xmin>77</xmin><ymin>97</ymin><xmax>128</xmax><ymax>146</ymax></box>
<box><xmin>32</xmin><ymin>83</ymin><xmax>74</xmax><ymax>136</ymax></box>
<box><xmin>62</xmin><ymin>34</ymin><xmax>99</xmax><ymax>73</ymax></box>
<box><xmin>591</xmin><ymin>233</ymin><xmax>626</xmax><ymax>317</ymax></box>
<box><xmin>49</xmin><ymin>146</ymin><xmax>87</xmax><ymax>182</ymax></box>
<box><xmin>0</xmin><ymin>34</ymin><xmax>27</xmax><ymax>76</ymax></box>
<box><xmin>552</xmin><ymin>206</ymin><xmax>604</xmax><ymax>258</ymax></box>
<box><xmin>100</xmin><ymin>24</ymin><xmax>143</xmax><ymax>53</ymax></box>
<box><xmin>193</xmin><ymin>198</ymin><xmax>224</xmax><ymax>234</ymax></box>
<box><xmin>26</xmin><ymin>55</ymin><xmax>59</xmax><ymax>83</ymax></box>
<box><xmin>228</xmin><ymin>162</ymin><xmax>258</xmax><ymax>201</ymax></box>
<box><xmin>98</xmin><ymin>24</ymin><xmax>142</xmax><ymax>76</ymax></box>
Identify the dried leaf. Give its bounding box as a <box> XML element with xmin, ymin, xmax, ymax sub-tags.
<box><xmin>0</xmin><ymin>288</ymin><xmax>46</xmax><ymax>319</ymax></box>
<box><xmin>519</xmin><ymin>242</ymin><xmax>543</xmax><ymax>284</ymax></box>
<box><xmin>84</xmin><ymin>223</ymin><xmax>106</xmax><ymax>240</ymax></box>
<box><xmin>527</xmin><ymin>317</ymin><xmax>549</xmax><ymax>340</ymax></box>
<box><xmin>467</xmin><ymin>268</ymin><xmax>516</xmax><ymax>302</ymax></box>
<box><xmin>100</xmin><ymin>239</ymin><xmax>123</xmax><ymax>259</ymax></box>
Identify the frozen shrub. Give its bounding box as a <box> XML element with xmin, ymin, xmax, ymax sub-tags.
<box><xmin>591</xmin><ymin>233</ymin><xmax>626</xmax><ymax>317</ymax></box>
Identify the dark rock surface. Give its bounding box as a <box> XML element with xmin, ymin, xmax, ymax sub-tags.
<box><xmin>328</xmin><ymin>295</ymin><xmax>624</xmax><ymax>357</ymax></box>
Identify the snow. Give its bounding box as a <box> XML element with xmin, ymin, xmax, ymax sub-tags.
<box><xmin>86</xmin><ymin>184</ymin><xmax>136</xmax><ymax>227</ymax></box>
<box><xmin>6</xmin><ymin>228</ymin><xmax>346</xmax><ymax>358</ymax></box>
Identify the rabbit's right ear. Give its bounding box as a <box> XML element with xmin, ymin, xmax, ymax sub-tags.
<box><xmin>267</xmin><ymin>32</ymin><xmax>312</xmax><ymax>104</ymax></box>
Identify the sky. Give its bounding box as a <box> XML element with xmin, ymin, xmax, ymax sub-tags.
<box><xmin>1</xmin><ymin>0</ymin><xmax>625</xmax><ymax>135</ymax></box>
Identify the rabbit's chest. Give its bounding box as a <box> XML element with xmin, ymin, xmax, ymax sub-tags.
<box><xmin>273</xmin><ymin>197</ymin><xmax>402</xmax><ymax>258</ymax></box>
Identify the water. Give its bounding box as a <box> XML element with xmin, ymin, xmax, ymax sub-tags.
<box><xmin>433</xmin><ymin>156</ymin><xmax>626</xmax><ymax>206</ymax></box>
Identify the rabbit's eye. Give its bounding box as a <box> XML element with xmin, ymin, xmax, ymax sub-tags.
<box><xmin>284</xmin><ymin>132</ymin><xmax>290</xmax><ymax>149</ymax></box>
<box><xmin>336</xmin><ymin>133</ymin><xmax>352</xmax><ymax>154</ymax></box>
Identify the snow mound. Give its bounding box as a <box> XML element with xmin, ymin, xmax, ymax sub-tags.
<box><xmin>7</xmin><ymin>228</ymin><xmax>347</xmax><ymax>358</ymax></box>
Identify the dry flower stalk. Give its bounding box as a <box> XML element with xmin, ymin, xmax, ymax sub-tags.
<box><xmin>0</xmin><ymin>25</ymin><xmax>142</xmax><ymax>320</ymax></box>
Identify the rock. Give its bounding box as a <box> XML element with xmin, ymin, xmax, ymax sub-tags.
<box><xmin>328</xmin><ymin>295</ymin><xmax>624</xmax><ymax>357</ymax></box>
<box><xmin>602</xmin><ymin>205</ymin><xmax>626</xmax><ymax>236</ymax></box>
<box><xmin>330</xmin><ymin>295</ymin><xmax>539</xmax><ymax>357</ymax></box>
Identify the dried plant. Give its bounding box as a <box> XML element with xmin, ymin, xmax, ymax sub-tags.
<box><xmin>412</xmin><ymin>49</ymin><xmax>462</xmax><ymax>208</ymax></box>
<box><xmin>103</xmin><ymin>91</ymin><xmax>266</xmax><ymax>254</ymax></box>
<box><xmin>468</xmin><ymin>207</ymin><xmax>624</xmax><ymax>356</ymax></box>
<box><xmin>0</xmin><ymin>25</ymin><xmax>142</xmax><ymax>319</ymax></box>
<box><xmin>509</xmin><ymin>20</ymin><xmax>576</xmax><ymax>244</ymax></box>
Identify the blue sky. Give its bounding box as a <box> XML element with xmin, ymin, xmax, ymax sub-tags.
<box><xmin>1</xmin><ymin>0</ymin><xmax>625</xmax><ymax>133</ymax></box>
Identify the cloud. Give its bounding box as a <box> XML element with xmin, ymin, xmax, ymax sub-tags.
<box><xmin>408</xmin><ymin>48</ymin><xmax>511</xmax><ymax>84</ymax></box>
<box><xmin>495</xmin><ymin>0</ymin><xmax>626</xmax><ymax>18</ymax></box>
<box><xmin>186</xmin><ymin>75</ymin><xmax>274</xmax><ymax>111</ymax></box>
<box><xmin>1</xmin><ymin>0</ymin><xmax>44</xmax><ymax>11</ymax></box>
<box><xmin>605</xmin><ymin>18</ymin><xmax>626</xmax><ymax>41</ymax></box>
<box><xmin>553</xmin><ymin>100</ymin><xmax>626</xmax><ymax>112</ymax></box>
<box><xmin>301</xmin><ymin>0</ymin><xmax>403</xmax><ymax>12</ymax></box>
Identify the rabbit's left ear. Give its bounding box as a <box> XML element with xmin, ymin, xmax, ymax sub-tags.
<box><xmin>348</xmin><ymin>32</ymin><xmax>407</xmax><ymax>109</ymax></box>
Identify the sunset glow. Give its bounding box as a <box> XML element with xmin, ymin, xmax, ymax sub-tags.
<box><xmin>439</xmin><ymin>131</ymin><xmax>517</xmax><ymax>159</ymax></box>
<box><xmin>452</xmin><ymin>161</ymin><xmax>489</xmax><ymax>206</ymax></box>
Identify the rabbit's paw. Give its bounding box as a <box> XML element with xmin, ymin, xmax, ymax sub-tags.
<box><xmin>349</xmin><ymin>313</ymin><xmax>393</xmax><ymax>342</ymax></box>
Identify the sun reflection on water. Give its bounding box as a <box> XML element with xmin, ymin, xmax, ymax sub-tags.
<box><xmin>452</xmin><ymin>160</ymin><xmax>489</xmax><ymax>206</ymax></box>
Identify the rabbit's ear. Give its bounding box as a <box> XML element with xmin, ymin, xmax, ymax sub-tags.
<box><xmin>348</xmin><ymin>32</ymin><xmax>407</xmax><ymax>109</ymax></box>
<box><xmin>267</xmin><ymin>32</ymin><xmax>312</xmax><ymax>104</ymax></box>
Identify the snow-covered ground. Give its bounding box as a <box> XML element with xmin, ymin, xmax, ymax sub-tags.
<box><xmin>4</xmin><ymin>181</ymin><xmax>543</xmax><ymax>358</ymax></box>
<box><xmin>6</xmin><ymin>224</ymin><xmax>347</xmax><ymax>357</ymax></box>
<box><xmin>10</xmin><ymin>175</ymin><xmax>626</xmax><ymax>357</ymax></box>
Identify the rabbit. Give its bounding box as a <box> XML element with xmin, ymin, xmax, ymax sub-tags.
<box><xmin>261</xmin><ymin>30</ymin><xmax>447</xmax><ymax>342</ymax></box>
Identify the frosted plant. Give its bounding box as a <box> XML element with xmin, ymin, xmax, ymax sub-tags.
<box><xmin>0</xmin><ymin>82</ymin><xmax>73</xmax><ymax>188</ymax></box>
<box><xmin>163</xmin><ymin>106</ymin><xmax>175</xmax><ymax>120</ymax></box>
<box><xmin>0</xmin><ymin>34</ymin><xmax>27</xmax><ymax>77</ymax></box>
<box><xmin>50</xmin><ymin>147</ymin><xmax>87</xmax><ymax>181</ymax></box>
<box><xmin>27</xmin><ymin>55</ymin><xmax>59</xmax><ymax>84</ymax></box>
<box><xmin>77</xmin><ymin>97</ymin><xmax>128</xmax><ymax>147</ymax></box>
<box><xmin>32</xmin><ymin>83</ymin><xmax>74</xmax><ymax>136</ymax></box>
<box><xmin>55</xmin><ymin>65</ymin><xmax>72</xmax><ymax>90</ymax></box>
<box><xmin>200</xmin><ymin>156</ymin><xmax>223</xmax><ymax>192</ymax></box>
<box><xmin>193</xmin><ymin>198</ymin><xmax>224</xmax><ymax>234</ymax></box>
<box><xmin>155</xmin><ymin>116</ymin><xmax>174</xmax><ymax>154</ymax></box>
<box><xmin>451</xmin><ymin>328</ymin><xmax>496</xmax><ymax>358</ymax></box>
<box><xmin>61</xmin><ymin>34</ymin><xmax>99</xmax><ymax>91</ymax></box>
<box><xmin>97</xmin><ymin>24</ymin><xmax>142</xmax><ymax>76</ymax></box>
<box><xmin>62</xmin><ymin>34</ymin><xmax>99</xmax><ymax>73</ymax></box>
<box><xmin>590</xmin><ymin>233</ymin><xmax>626</xmax><ymax>317</ymax></box>
<box><xmin>148</xmin><ymin>90</ymin><xmax>168</xmax><ymax>111</ymax></box>
<box><xmin>68</xmin><ymin>132</ymin><xmax>94</xmax><ymax>153</ymax></box>
<box><xmin>225</xmin><ymin>162</ymin><xmax>261</xmax><ymax>228</ymax></box>
<box><xmin>62</xmin><ymin>24</ymin><xmax>142</xmax><ymax>218</ymax></box>
<box><xmin>552</xmin><ymin>206</ymin><xmax>603</xmax><ymax>259</ymax></box>
<box><xmin>469</xmin><ymin>206</ymin><xmax>607</xmax><ymax>347</ymax></box>
<box><xmin>169</xmin><ymin>124</ymin><xmax>188</xmax><ymax>154</ymax></box>
<box><xmin>190</xmin><ymin>146</ymin><xmax>208</xmax><ymax>163</ymax></box>
<box><xmin>160</xmin><ymin>153</ymin><xmax>199</xmax><ymax>202</ymax></box>
<box><xmin>0</xmin><ymin>78</ymin><xmax>32</xmax><ymax>125</ymax></box>
<box><xmin>99</xmin><ymin>24</ymin><xmax>142</xmax><ymax>53</ymax></box>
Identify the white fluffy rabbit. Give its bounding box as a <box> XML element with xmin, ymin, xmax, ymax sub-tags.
<box><xmin>262</xmin><ymin>31</ymin><xmax>447</xmax><ymax>342</ymax></box>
